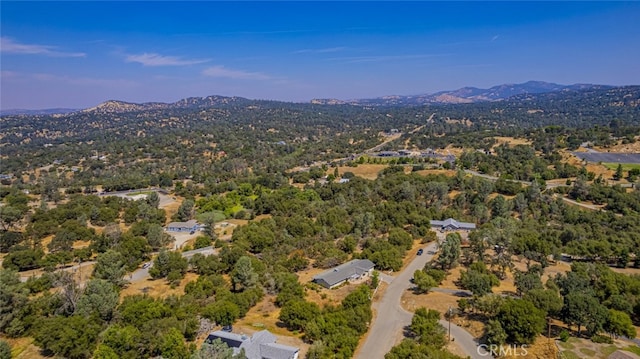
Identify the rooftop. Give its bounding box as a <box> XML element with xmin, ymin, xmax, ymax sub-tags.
<box><xmin>313</xmin><ymin>259</ymin><xmax>375</xmax><ymax>287</ymax></box>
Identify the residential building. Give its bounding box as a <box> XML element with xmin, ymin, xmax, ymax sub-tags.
<box><xmin>430</xmin><ymin>218</ymin><xmax>476</xmax><ymax>231</ymax></box>
<box><xmin>165</xmin><ymin>219</ymin><xmax>200</xmax><ymax>232</ymax></box>
<box><xmin>206</xmin><ymin>330</ymin><xmax>299</xmax><ymax>359</ymax></box>
<box><xmin>313</xmin><ymin>259</ymin><xmax>375</xmax><ymax>289</ymax></box>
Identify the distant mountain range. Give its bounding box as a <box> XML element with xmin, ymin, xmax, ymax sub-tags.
<box><xmin>310</xmin><ymin>81</ymin><xmax>614</xmax><ymax>106</ymax></box>
<box><xmin>0</xmin><ymin>96</ymin><xmax>252</xmax><ymax>116</ymax></box>
<box><xmin>79</xmin><ymin>95</ymin><xmax>251</xmax><ymax>114</ymax></box>
<box><xmin>0</xmin><ymin>81</ymin><xmax>620</xmax><ymax>115</ymax></box>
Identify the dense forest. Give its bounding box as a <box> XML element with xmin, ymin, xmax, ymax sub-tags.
<box><xmin>1</xmin><ymin>86</ymin><xmax>640</xmax><ymax>358</ymax></box>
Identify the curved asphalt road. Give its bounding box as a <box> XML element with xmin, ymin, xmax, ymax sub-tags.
<box><xmin>357</xmin><ymin>241</ymin><xmax>489</xmax><ymax>359</ymax></box>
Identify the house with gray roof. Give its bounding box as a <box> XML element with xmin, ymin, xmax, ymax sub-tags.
<box><xmin>165</xmin><ymin>219</ymin><xmax>200</xmax><ymax>232</ymax></box>
<box><xmin>206</xmin><ymin>329</ymin><xmax>299</xmax><ymax>359</ymax></box>
<box><xmin>313</xmin><ymin>259</ymin><xmax>375</xmax><ymax>289</ymax></box>
<box><xmin>430</xmin><ymin>218</ymin><xmax>476</xmax><ymax>231</ymax></box>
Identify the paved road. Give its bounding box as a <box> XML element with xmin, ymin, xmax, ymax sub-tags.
<box><xmin>438</xmin><ymin>319</ymin><xmax>489</xmax><ymax>359</ymax></box>
<box><xmin>557</xmin><ymin>196</ymin><xmax>605</xmax><ymax>212</ymax></box>
<box><xmin>357</xmin><ymin>242</ymin><xmax>489</xmax><ymax>359</ymax></box>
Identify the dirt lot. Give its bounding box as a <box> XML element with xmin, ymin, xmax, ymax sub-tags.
<box><xmin>233</xmin><ymin>317</ymin><xmax>310</xmax><ymax>358</ymax></box>
<box><xmin>492</xmin><ymin>136</ymin><xmax>533</xmax><ymax>148</ymax></box>
<box><xmin>297</xmin><ymin>267</ymin><xmax>364</xmax><ymax>308</ymax></box>
<box><xmin>594</xmin><ymin>136</ymin><xmax>640</xmax><ymax>153</ymax></box>
<box><xmin>19</xmin><ymin>262</ymin><xmax>95</xmax><ymax>283</ymax></box>
<box><xmin>4</xmin><ymin>337</ymin><xmax>47</xmax><ymax>359</ymax></box>
<box><xmin>120</xmin><ymin>272</ymin><xmax>199</xmax><ymax>299</ymax></box>
<box><xmin>414</xmin><ymin>169</ymin><xmax>458</xmax><ymax>177</ymax></box>
<box><xmin>334</xmin><ymin>164</ymin><xmax>392</xmax><ymax>180</ymax></box>
<box><xmin>231</xmin><ymin>294</ymin><xmax>312</xmax><ymax>359</ymax></box>
<box><xmin>169</xmin><ymin>231</ymin><xmax>201</xmax><ymax>250</ymax></box>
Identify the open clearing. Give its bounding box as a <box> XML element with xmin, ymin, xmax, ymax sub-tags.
<box><xmin>492</xmin><ymin>136</ymin><xmax>533</xmax><ymax>147</ymax></box>
<box><xmin>120</xmin><ymin>272</ymin><xmax>199</xmax><ymax>299</ymax></box>
<box><xmin>414</xmin><ymin>169</ymin><xmax>458</xmax><ymax>177</ymax></box>
<box><xmin>334</xmin><ymin>164</ymin><xmax>392</xmax><ymax>180</ymax></box>
<box><xmin>602</xmin><ymin>162</ymin><xmax>640</xmax><ymax>171</ymax></box>
<box><xmin>594</xmin><ymin>136</ymin><xmax>640</xmax><ymax>153</ymax></box>
<box><xmin>5</xmin><ymin>337</ymin><xmax>47</xmax><ymax>359</ymax></box>
<box><xmin>557</xmin><ymin>336</ymin><xmax>640</xmax><ymax>359</ymax></box>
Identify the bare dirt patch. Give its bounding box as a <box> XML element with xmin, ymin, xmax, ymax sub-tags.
<box><xmin>335</xmin><ymin>164</ymin><xmax>389</xmax><ymax>180</ymax></box>
<box><xmin>162</xmin><ymin>198</ymin><xmax>183</xmax><ymax>225</ymax></box>
<box><xmin>5</xmin><ymin>336</ymin><xmax>47</xmax><ymax>359</ymax></box>
<box><xmin>594</xmin><ymin>136</ymin><xmax>640</xmax><ymax>153</ymax></box>
<box><xmin>414</xmin><ymin>169</ymin><xmax>458</xmax><ymax>177</ymax></box>
<box><xmin>441</xmin><ymin>145</ymin><xmax>465</xmax><ymax>158</ymax></box>
<box><xmin>19</xmin><ymin>262</ymin><xmax>95</xmax><ymax>284</ymax></box>
<box><xmin>504</xmin><ymin>335</ymin><xmax>558</xmax><ymax>359</ymax></box>
<box><xmin>492</xmin><ymin>136</ymin><xmax>533</xmax><ymax>148</ymax></box>
<box><xmin>233</xmin><ymin>320</ymin><xmax>309</xmax><ymax>359</ymax></box>
<box><xmin>401</xmin><ymin>290</ymin><xmax>486</xmax><ymax>339</ymax></box>
<box><xmin>235</xmin><ymin>295</ymin><xmax>292</xmax><ymax>336</ymax></box>
<box><xmin>611</xmin><ymin>267</ymin><xmax>640</xmax><ymax>276</ymax></box>
<box><xmin>563</xmin><ymin>150</ymin><xmax>615</xmax><ymax>179</ymax></box>
<box><xmin>439</xmin><ymin>266</ymin><xmax>463</xmax><ymax>290</ymax></box>
<box><xmin>120</xmin><ymin>272</ymin><xmax>199</xmax><ymax>299</ymax></box>
<box><xmin>297</xmin><ymin>268</ymin><xmax>361</xmax><ymax>308</ymax></box>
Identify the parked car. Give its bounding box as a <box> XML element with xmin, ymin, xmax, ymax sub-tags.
<box><xmin>417</xmin><ymin>249</ymin><xmax>424</xmax><ymax>256</ymax></box>
<box><xmin>189</xmin><ymin>230</ymin><xmax>195</xmax><ymax>235</ymax></box>
<box><xmin>222</xmin><ymin>325</ymin><xmax>233</xmax><ymax>332</ymax></box>
<box><xmin>142</xmin><ymin>262</ymin><xmax>152</xmax><ymax>269</ymax></box>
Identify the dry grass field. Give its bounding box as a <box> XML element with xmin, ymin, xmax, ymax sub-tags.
<box><xmin>414</xmin><ymin>169</ymin><xmax>458</xmax><ymax>177</ymax></box>
<box><xmin>333</xmin><ymin>164</ymin><xmax>392</xmax><ymax>180</ymax></box>
<box><xmin>492</xmin><ymin>136</ymin><xmax>533</xmax><ymax>148</ymax></box>
<box><xmin>120</xmin><ymin>272</ymin><xmax>199</xmax><ymax>299</ymax></box>
<box><xmin>5</xmin><ymin>337</ymin><xmax>47</xmax><ymax>359</ymax></box>
<box><xmin>594</xmin><ymin>136</ymin><xmax>640</xmax><ymax>153</ymax></box>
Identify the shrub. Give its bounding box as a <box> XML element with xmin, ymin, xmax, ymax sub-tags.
<box><xmin>424</xmin><ymin>268</ymin><xmax>446</xmax><ymax>284</ymax></box>
<box><xmin>591</xmin><ymin>334</ymin><xmax>613</xmax><ymax>344</ymax></box>
<box><xmin>559</xmin><ymin>330</ymin><xmax>570</xmax><ymax>342</ymax></box>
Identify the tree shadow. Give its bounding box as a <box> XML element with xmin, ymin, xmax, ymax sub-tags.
<box><xmin>402</xmin><ymin>324</ymin><xmax>415</xmax><ymax>339</ymax></box>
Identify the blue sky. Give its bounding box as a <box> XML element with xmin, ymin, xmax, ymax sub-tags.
<box><xmin>1</xmin><ymin>1</ymin><xmax>639</xmax><ymax>109</ymax></box>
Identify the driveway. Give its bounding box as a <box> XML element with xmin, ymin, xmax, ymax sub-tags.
<box><xmin>356</xmin><ymin>242</ymin><xmax>488</xmax><ymax>359</ymax></box>
<box><xmin>356</xmin><ymin>242</ymin><xmax>490</xmax><ymax>359</ymax></box>
<box><xmin>438</xmin><ymin>319</ymin><xmax>489</xmax><ymax>359</ymax></box>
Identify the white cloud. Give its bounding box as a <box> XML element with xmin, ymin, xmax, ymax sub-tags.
<box><xmin>328</xmin><ymin>53</ymin><xmax>447</xmax><ymax>64</ymax></box>
<box><xmin>0</xmin><ymin>70</ymin><xmax>20</xmax><ymax>78</ymax></box>
<box><xmin>30</xmin><ymin>72</ymin><xmax>137</xmax><ymax>87</ymax></box>
<box><xmin>293</xmin><ymin>47</ymin><xmax>346</xmax><ymax>54</ymax></box>
<box><xmin>125</xmin><ymin>53</ymin><xmax>209</xmax><ymax>66</ymax></box>
<box><xmin>202</xmin><ymin>65</ymin><xmax>271</xmax><ymax>80</ymax></box>
<box><xmin>0</xmin><ymin>37</ymin><xmax>86</xmax><ymax>57</ymax></box>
